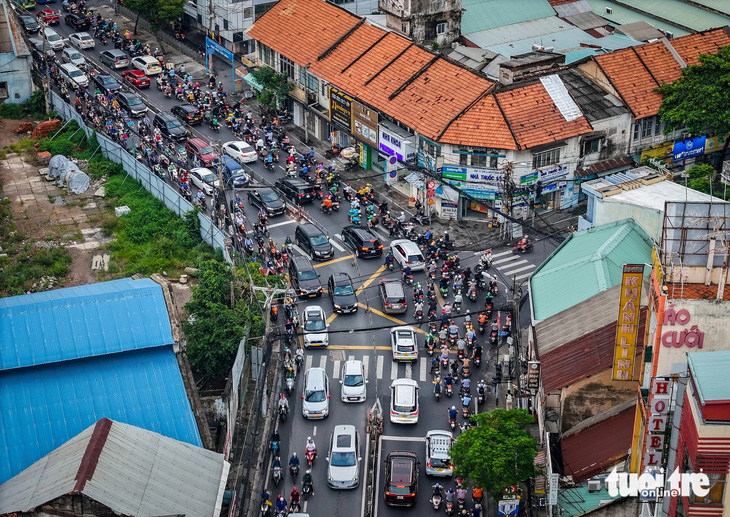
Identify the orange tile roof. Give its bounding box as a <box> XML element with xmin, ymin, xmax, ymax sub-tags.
<box><xmin>666</xmin><ymin>283</ymin><xmax>730</xmax><ymax>301</ymax></box>
<box><xmin>633</xmin><ymin>41</ymin><xmax>682</xmax><ymax>86</ymax></box>
<box><xmin>495</xmin><ymin>82</ymin><xmax>594</xmax><ymax>149</ymax></box>
<box><xmin>246</xmin><ymin>0</ymin><xmax>361</xmax><ymax>67</ymax></box>
<box><xmin>594</xmin><ymin>48</ymin><xmax>662</xmax><ymax>119</ymax></box>
<box><xmin>669</xmin><ymin>28</ymin><xmax>730</xmax><ymax>66</ymax></box>
<box><xmin>439</xmin><ymin>95</ymin><xmax>519</xmax><ymax>150</ymax></box>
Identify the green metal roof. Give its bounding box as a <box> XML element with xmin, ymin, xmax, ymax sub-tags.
<box><xmin>558</xmin><ymin>484</ymin><xmax>621</xmax><ymax>516</ymax></box>
<box><xmin>530</xmin><ymin>219</ymin><xmax>653</xmax><ymax>321</ymax></box>
<box><xmin>687</xmin><ymin>351</ymin><xmax>730</xmax><ymax>404</ymax></box>
<box><xmin>461</xmin><ymin>0</ymin><xmax>555</xmax><ymax>36</ymax></box>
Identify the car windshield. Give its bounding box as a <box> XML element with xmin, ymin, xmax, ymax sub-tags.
<box><xmin>127</xmin><ymin>97</ymin><xmax>143</xmax><ymax>106</ymax></box>
<box><xmin>101</xmin><ymin>76</ymin><xmax>114</xmax><ymax>84</ymax></box>
<box><xmin>298</xmin><ymin>270</ymin><xmax>317</xmax><ymax>281</ymax></box>
<box><xmin>261</xmin><ymin>191</ymin><xmax>279</xmax><ymax>202</ymax></box>
<box><xmin>407</xmin><ymin>254</ymin><xmax>423</xmax><ymax>262</ymax></box>
<box><xmin>305</xmin><ymin>389</ymin><xmax>326</xmax><ymax>402</ymax></box>
<box><xmin>310</xmin><ymin>234</ymin><xmax>329</xmax><ymax>246</ymax></box>
<box><xmin>334</xmin><ymin>285</ymin><xmax>354</xmax><ymax>296</ymax></box>
<box><xmin>167</xmin><ymin>118</ymin><xmax>181</xmax><ymax>128</ymax></box>
<box><xmin>430</xmin><ymin>457</ymin><xmax>450</xmax><ymax>468</ymax></box>
<box><xmin>68</xmin><ymin>51</ymin><xmax>81</xmax><ymax>59</ymax></box>
<box><xmin>199</xmin><ymin>172</ymin><xmax>216</xmax><ymax>183</ymax></box>
<box><xmin>331</xmin><ymin>451</ymin><xmax>356</xmax><ymax>467</ymax></box>
<box><xmin>81</xmin><ymin>35</ymin><xmax>91</xmax><ymax>41</ymax></box>
<box><xmin>47</xmin><ymin>33</ymin><xmax>60</xmax><ymax>41</ymax></box>
<box><xmin>397</xmin><ymin>342</ymin><xmax>415</xmax><ymax>352</ymax></box>
<box><xmin>304</xmin><ymin>317</ymin><xmax>326</xmax><ymax>331</ymax></box>
<box><xmin>69</xmin><ymin>70</ymin><xmax>82</xmax><ymax>78</ymax></box>
<box><xmin>200</xmin><ymin>146</ymin><xmax>215</xmax><ymax>155</ymax></box>
<box><xmin>344</xmin><ymin>374</ymin><xmax>363</xmax><ymax>387</ymax></box>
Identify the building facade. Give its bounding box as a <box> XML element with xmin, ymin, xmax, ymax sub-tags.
<box><xmin>0</xmin><ymin>0</ymin><xmax>33</xmax><ymax>104</ymax></box>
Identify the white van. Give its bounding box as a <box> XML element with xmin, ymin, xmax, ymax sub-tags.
<box><xmin>301</xmin><ymin>305</ymin><xmax>329</xmax><ymax>348</ymax></box>
<box><xmin>59</xmin><ymin>63</ymin><xmax>88</xmax><ymax>88</ymax></box>
<box><xmin>390</xmin><ymin>378</ymin><xmax>419</xmax><ymax>424</ymax></box>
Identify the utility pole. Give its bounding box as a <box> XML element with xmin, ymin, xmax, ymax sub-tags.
<box><xmin>511</xmin><ymin>281</ymin><xmax>522</xmax><ymax>410</ymax></box>
<box><xmin>501</xmin><ymin>161</ymin><xmax>515</xmax><ymax>241</ymax></box>
<box><xmin>41</xmin><ymin>20</ymin><xmax>51</xmax><ymax>114</ymax></box>
<box><xmin>207</xmin><ymin>0</ymin><xmax>215</xmax><ymax>75</ymax></box>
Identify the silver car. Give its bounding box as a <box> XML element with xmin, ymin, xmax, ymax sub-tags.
<box><xmin>61</xmin><ymin>47</ymin><xmax>85</xmax><ymax>67</ymax></box>
<box><xmin>390</xmin><ymin>326</ymin><xmax>418</xmax><ymax>362</ymax></box>
<box><xmin>99</xmin><ymin>49</ymin><xmax>129</xmax><ymax>69</ymax></box>
<box><xmin>326</xmin><ymin>425</ymin><xmax>361</xmax><ymax>489</ymax></box>
<box><xmin>302</xmin><ymin>367</ymin><xmax>330</xmax><ymax>419</ymax></box>
<box><xmin>340</xmin><ymin>360</ymin><xmax>367</xmax><ymax>403</ymax></box>
<box><xmin>390</xmin><ymin>239</ymin><xmax>426</xmax><ymax>271</ymax></box>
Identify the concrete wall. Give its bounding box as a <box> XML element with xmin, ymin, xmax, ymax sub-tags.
<box><xmin>0</xmin><ymin>53</ymin><xmax>32</xmax><ymax>103</ymax></box>
<box><xmin>594</xmin><ymin>200</ymin><xmax>664</xmax><ymax>242</ymax></box>
<box><xmin>580</xmin><ymin>112</ymin><xmax>633</xmax><ymax>164</ymax></box>
<box><xmin>656</xmin><ymin>298</ymin><xmax>730</xmax><ymax>375</ymax></box>
<box><xmin>582</xmin><ymin>496</ymin><xmax>641</xmax><ymax>517</ymax></box>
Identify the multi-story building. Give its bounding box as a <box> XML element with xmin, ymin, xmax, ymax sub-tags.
<box><xmin>0</xmin><ymin>0</ymin><xmax>32</xmax><ymax>104</ymax></box>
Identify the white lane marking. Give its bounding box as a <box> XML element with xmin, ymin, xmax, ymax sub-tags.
<box><xmin>305</xmin><ymin>354</ymin><xmax>313</xmax><ymax>372</ymax></box>
<box><xmin>313</xmin><ymin>425</ymin><xmax>317</xmax><ymax>437</ymax></box>
<box><xmin>492</xmin><ymin>256</ymin><xmax>526</xmax><ymax>266</ymax></box>
<box><xmin>376</xmin><ymin>355</ymin><xmax>384</xmax><ymax>379</ymax></box>
<box><xmin>514</xmin><ymin>271</ymin><xmax>534</xmax><ymax>281</ymax></box>
<box><xmin>330</xmin><ymin>238</ymin><xmax>345</xmax><ymax>252</ymax></box>
<box><xmin>334</xmin><ymin>233</ymin><xmax>342</xmax><ymax>241</ymax></box>
<box><xmin>332</xmin><ymin>359</ymin><xmax>341</xmax><ymax>379</ymax></box>
<box><xmin>267</xmin><ymin>219</ymin><xmax>298</xmax><ymax>229</ymax></box>
<box><xmin>304</xmin><ymin>501</ymin><xmax>308</xmax><ymax>513</ymax></box>
<box><xmin>502</xmin><ymin>264</ymin><xmax>535</xmax><ymax>275</ymax></box>
<box><xmin>292</xmin><ymin>244</ymin><xmax>308</xmax><ymax>257</ymax></box>
<box><xmin>374</xmin><ymin>437</ymin><xmax>382</xmax><ymax>517</ymax></box>
<box><xmin>380</xmin><ymin>435</ymin><xmax>427</xmax><ymax>442</ymax></box>
<box><xmin>319</xmin><ymin>355</ymin><xmax>327</xmax><ymax>369</ymax></box>
<box><xmin>363</xmin><ymin>355</ymin><xmax>370</xmax><ymax>378</ymax></box>
<box><xmin>419</xmin><ymin>357</ymin><xmax>427</xmax><ymax>382</ymax></box>
<box><xmin>405</xmin><ymin>362</ymin><xmax>412</xmax><ymax>379</ymax></box>
<box><xmin>390</xmin><ymin>360</ymin><xmax>399</xmax><ymax>380</ymax></box>
<box><xmin>490</xmin><ymin>249</ymin><xmax>513</xmax><ymax>259</ymax></box>
<box><xmin>361</xmin><ymin>433</ymin><xmax>370</xmax><ymax>517</ymax></box>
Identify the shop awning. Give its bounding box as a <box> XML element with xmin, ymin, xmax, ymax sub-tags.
<box><xmin>403</xmin><ymin>172</ymin><xmax>425</xmax><ymax>190</ymax></box>
<box><xmin>435</xmin><ymin>184</ymin><xmax>459</xmax><ymax>203</ymax></box>
<box><xmin>243</xmin><ymin>73</ymin><xmax>263</xmax><ymax>92</ymax></box>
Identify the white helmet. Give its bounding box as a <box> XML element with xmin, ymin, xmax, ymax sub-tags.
<box><xmin>452</xmin><ymin>406</ymin><xmax>456</xmax><ymax>410</ymax></box>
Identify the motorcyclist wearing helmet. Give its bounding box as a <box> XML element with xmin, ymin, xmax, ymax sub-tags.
<box><xmin>449</xmin><ymin>405</ymin><xmax>458</xmax><ymax>422</ymax></box>
<box><xmin>274</xmin><ymin>495</ymin><xmax>287</xmax><ymax>512</ymax></box>
<box><xmin>302</xmin><ymin>468</ymin><xmax>314</xmax><ymax>495</ymax></box>
<box><xmin>289</xmin><ymin>486</ymin><xmax>301</xmax><ymax>510</ymax></box>
<box><xmin>433</xmin><ymin>482</ymin><xmax>442</xmax><ymax>497</ymax></box>
<box><xmin>445</xmin><ymin>487</ymin><xmax>455</xmax><ymax>503</ymax></box>
<box><xmin>289</xmin><ymin>452</ymin><xmax>300</xmax><ymax>469</ymax></box>
<box><xmin>306</xmin><ymin>436</ymin><xmax>316</xmax><ymax>457</ymax></box>
<box><xmin>278</xmin><ymin>393</ymin><xmax>289</xmax><ymax>413</ymax></box>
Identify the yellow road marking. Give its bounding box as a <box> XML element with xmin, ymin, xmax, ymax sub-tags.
<box><xmin>326</xmin><ymin>312</ymin><xmax>338</xmax><ymax>324</ymax></box>
<box><xmin>435</xmin><ymin>286</ymin><xmax>445</xmax><ymax>307</ymax></box>
<box><xmin>326</xmin><ymin>265</ymin><xmax>385</xmax><ymax>326</ymax></box>
<box><xmin>314</xmin><ymin>255</ymin><xmax>354</xmax><ymax>268</ymax></box>
<box><xmin>356</xmin><ymin>265</ymin><xmax>386</xmax><ymax>296</ymax></box>
<box><xmin>358</xmin><ymin>303</ymin><xmax>428</xmax><ymax>335</ymax></box>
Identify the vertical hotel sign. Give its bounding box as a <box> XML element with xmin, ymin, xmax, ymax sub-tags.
<box><xmin>612</xmin><ymin>264</ymin><xmax>644</xmax><ymax>381</ymax></box>
<box><xmin>329</xmin><ymin>86</ymin><xmax>353</xmax><ymax>133</ymax></box>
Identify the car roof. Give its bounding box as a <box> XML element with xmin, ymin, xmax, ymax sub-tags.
<box><xmin>391</xmin><ymin>326</ymin><xmax>414</xmax><ymax>335</ymax></box>
<box><xmin>304</xmin><ymin>305</ymin><xmax>325</xmax><ymax>317</ymax></box>
<box><xmin>388</xmin><ymin>450</ymin><xmax>418</xmax><ymax>461</ymax></box>
<box><xmin>332</xmin><ymin>425</ymin><xmax>356</xmax><ymax>450</ymax></box>
<box><xmin>176</xmin><ymin>104</ymin><xmax>195</xmax><ymax>111</ymax></box>
<box><xmin>305</xmin><ymin>367</ymin><xmax>326</xmax><ymax>384</ymax></box>
<box><xmin>330</xmin><ymin>272</ymin><xmax>351</xmax><ymax>284</ymax></box>
<box><xmin>156</xmin><ymin>112</ymin><xmax>176</xmax><ymax>120</ymax></box>
<box><xmin>259</xmin><ymin>186</ymin><xmax>276</xmax><ymax>194</ymax></box>
<box><xmin>190</xmin><ymin>167</ymin><xmax>214</xmax><ymax>175</ymax></box>
<box><xmin>343</xmin><ymin>360</ymin><xmax>363</xmax><ymax>374</ymax></box>
<box><xmin>292</xmin><ymin>255</ymin><xmax>313</xmax><ymax>268</ymax></box>
<box><xmin>391</xmin><ymin>239</ymin><xmax>419</xmax><ymax>250</ymax></box>
<box><xmin>391</xmin><ymin>378</ymin><xmax>419</xmax><ymax>388</ymax></box>
<box><xmin>104</xmin><ymin>49</ymin><xmax>126</xmax><ymax>56</ymax></box>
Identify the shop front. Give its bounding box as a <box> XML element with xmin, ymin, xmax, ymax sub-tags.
<box><xmin>328</xmin><ymin>86</ymin><xmax>378</xmax><ymax>169</ymax></box>
<box><xmin>532</xmin><ymin>163</ymin><xmax>572</xmax><ymax>210</ymax></box>
<box><xmin>375</xmin><ymin>120</ymin><xmax>416</xmax><ymax>173</ymax></box>
<box><xmin>441</xmin><ymin>165</ymin><xmax>503</xmax><ymax>222</ymax></box>
<box><xmin>639</xmin><ymin>135</ymin><xmax>728</xmax><ymax>174</ymax></box>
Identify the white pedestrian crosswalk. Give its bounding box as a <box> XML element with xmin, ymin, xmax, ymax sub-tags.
<box><xmin>299</xmin><ymin>350</ymin><xmax>432</xmax><ymax>384</ymax></box>
<box><xmin>477</xmin><ymin>248</ymin><xmax>538</xmax><ymax>282</ymax></box>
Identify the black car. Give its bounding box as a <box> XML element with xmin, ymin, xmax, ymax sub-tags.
<box><xmin>274</xmin><ymin>177</ymin><xmax>314</xmax><ymax>205</ymax></box>
<box><xmin>65</xmin><ymin>13</ymin><xmax>89</xmax><ymax>30</ymax></box>
<box><xmin>248</xmin><ymin>187</ymin><xmax>285</xmax><ymax>216</ymax></box>
<box><xmin>384</xmin><ymin>451</ymin><xmax>419</xmax><ymax>507</ymax></box>
<box><xmin>152</xmin><ymin>112</ymin><xmax>189</xmax><ymax>141</ymax></box>
<box><xmin>93</xmin><ymin>74</ymin><xmax>122</xmax><ymax>95</ymax></box>
<box><xmin>328</xmin><ymin>272</ymin><xmax>358</xmax><ymax>313</ymax></box>
<box><xmin>19</xmin><ymin>15</ymin><xmax>40</xmax><ymax>34</ymax></box>
<box><xmin>289</xmin><ymin>256</ymin><xmax>321</xmax><ymax>298</ymax></box>
<box><xmin>170</xmin><ymin>104</ymin><xmax>202</xmax><ymax>125</ymax></box>
<box><xmin>341</xmin><ymin>225</ymin><xmax>383</xmax><ymax>258</ymax></box>
<box><xmin>116</xmin><ymin>92</ymin><xmax>147</xmax><ymax>118</ymax></box>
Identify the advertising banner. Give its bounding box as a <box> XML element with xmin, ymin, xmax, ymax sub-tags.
<box><xmin>612</xmin><ymin>264</ymin><xmax>644</xmax><ymax>381</ymax></box>
<box><xmin>526</xmin><ymin>361</ymin><xmax>540</xmax><ymax>390</ymax></box>
<box><xmin>329</xmin><ymin>86</ymin><xmax>353</xmax><ymax>133</ymax></box>
<box><xmin>351</xmin><ymin>101</ymin><xmax>378</xmax><ymax>148</ymax></box>
<box><xmin>672</xmin><ymin>136</ymin><xmax>706</xmax><ymax>162</ymax></box>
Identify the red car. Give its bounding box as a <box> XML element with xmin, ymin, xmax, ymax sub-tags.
<box><xmin>37</xmin><ymin>9</ymin><xmax>60</xmax><ymax>25</ymax></box>
<box><xmin>121</xmin><ymin>69</ymin><xmax>151</xmax><ymax>88</ymax></box>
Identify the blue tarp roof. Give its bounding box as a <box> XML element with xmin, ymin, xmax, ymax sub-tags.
<box><xmin>0</xmin><ymin>346</ymin><xmax>202</xmax><ymax>484</ymax></box>
<box><xmin>0</xmin><ymin>278</ymin><xmax>174</xmax><ymax>371</ymax></box>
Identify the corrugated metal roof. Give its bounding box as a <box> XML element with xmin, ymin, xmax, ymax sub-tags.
<box><xmin>0</xmin><ymin>347</ymin><xmax>202</xmax><ymax>484</ymax></box>
<box><xmin>564</xmin><ymin>11</ymin><xmax>608</xmax><ymax>30</ymax></box>
<box><xmin>559</xmin><ymin>69</ymin><xmax>628</xmax><ymax>122</ymax></box>
<box><xmin>692</xmin><ymin>0</ymin><xmax>730</xmax><ymax>16</ymax></box>
<box><xmin>615</xmin><ymin>0</ymin><xmax>730</xmax><ymax>32</ymax></box>
<box><xmin>530</xmin><ymin>219</ymin><xmax>653</xmax><ymax>321</ymax></box>
<box><xmin>584</xmin><ymin>0</ymin><xmax>692</xmax><ymax>37</ymax></box>
<box><xmin>688</xmin><ymin>351</ymin><xmax>730</xmax><ymax>404</ymax></box>
<box><xmin>461</xmin><ymin>0</ymin><xmax>555</xmax><ymax>35</ymax></box>
<box><xmin>560</xmin><ymin>403</ymin><xmax>636</xmax><ymax>482</ymax></box>
<box><xmin>0</xmin><ymin>278</ymin><xmax>173</xmax><ymax>371</ymax></box>
<box><xmin>0</xmin><ymin>419</ymin><xmax>227</xmax><ymax>517</ymax></box>
<box><xmin>553</xmin><ymin>0</ymin><xmax>592</xmax><ymax>16</ymax></box>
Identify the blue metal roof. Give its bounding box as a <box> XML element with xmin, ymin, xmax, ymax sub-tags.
<box><xmin>0</xmin><ymin>278</ymin><xmax>174</xmax><ymax>371</ymax></box>
<box><xmin>0</xmin><ymin>346</ymin><xmax>202</xmax><ymax>484</ymax></box>
<box><xmin>461</xmin><ymin>0</ymin><xmax>555</xmax><ymax>36</ymax></box>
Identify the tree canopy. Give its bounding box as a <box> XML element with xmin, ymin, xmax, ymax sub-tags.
<box><xmin>251</xmin><ymin>66</ymin><xmax>293</xmax><ymax>112</ymax></box>
<box><xmin>124</xmin><ymin>0</ymin><xmax>185</xmax><ymax>33</ymax></box>
<box><xmin>451</xmin><ymin>409</ymin><xmax>537</xmax><ymax>498</ymax></box>
<box><xmin>657</xmin><ymin>46</ymin><xmax>730</xmax><ymax>140</ymax></box>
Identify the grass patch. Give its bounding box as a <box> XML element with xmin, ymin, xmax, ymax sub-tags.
<box><xmin>103</xmin><ymin>175</ymin><xmax>215</xmax><ymax>276</ymax></box>
<box><xmin>0</xmin><ymin>245</ymin><xmax>73</xmax><ymax>296</ymax></box>
<box><xmin>0</xmin><ymin>91</ymin><xmax>52</xmax><ymax>120</ymax></box>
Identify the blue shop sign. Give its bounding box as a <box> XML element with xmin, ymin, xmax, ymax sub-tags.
<box><xmin>673</xmin><ymin>136</ymin><xmax>706</xmax><ymax>162</ymax></box>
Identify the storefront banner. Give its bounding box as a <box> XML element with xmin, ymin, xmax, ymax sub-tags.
<box><xmin>329</xmin><ymin>86</ymin><xmax>353</xmax><ymax>133</ymax></box>
<box><xmin>442</xmin><ymin>165</ymin><xmax>503</xmax><ymax>185</ymax></box>
<box><xmin>520</xmin><ymin>172</ymin><xmax>538</xmax><ymax>185</ymax></box>
<box><xmin>612</xmin><ymin>264</ymin><xmax>644</xmax><ymax>381</ymax></box>
<box><xmin>705</xmin><ymin>135</ymin><xmax>728</xmax><ymax>154</ymax></box>
<box><xmin>441</xmin><ymin>202</ymin><xmax>457</xmax><ymax>218</ymax></box>
<box><xmin>538</xmin><ymin>163</ymin><xmax>569</xmax><ymax>182</ymax></box>
<box><xmin>640</xmin><ymin>141</ymin><xmax>673</xmax><ymax>164</ymax></box>
<box><xmin>542</xmin><ymin>181</ymin><xmax>565</xmax><ymax>194</ymax></box>
<box><xmin>290</xmin><ymin>85</ymin><xmax>307</xmax><ymax>104</ymax></box>
<box><xmin>351</xmin><ymin>101</ymin><xmax>378</xmax><ymax>148</ymax></box>
<box><xmin>441</xmin><ymin>167</ymin><xmax>466</xmax><ymax>181</ymax></box>
<box><xmin>379</xmin><ymin>123</ymin><xmax>416</xmax><ymax>164</ymax></box>
<box><xmin>672</xmin><ymin>136</ymin><xmax>706</xmax><ymax>162</ymax></box>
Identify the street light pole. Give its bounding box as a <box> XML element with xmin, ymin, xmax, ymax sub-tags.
<box><xmin>40</xmin><ymin>20</ymin><xmax>51</xmax><ymax>113</ymax></box>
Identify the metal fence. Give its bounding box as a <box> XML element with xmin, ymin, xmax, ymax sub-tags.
<box><xmin>50</xmin><ymin>91</ymin><xmax>230</xmax><ymax>259</ymax></box>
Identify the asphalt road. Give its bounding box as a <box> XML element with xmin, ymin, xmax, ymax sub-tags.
<box><xmin>36</xmin><ymin>11</ymin><xmax>558</xmax><ymax>514</ymax></box>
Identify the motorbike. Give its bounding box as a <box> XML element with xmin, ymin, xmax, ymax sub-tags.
<box><xmin>404</xmin><ymin>274</ymin><xmax>414</xmax><ymax>287</ymax></box>
<box><xmin>434</xmin><ymin>384</ymin><xmax>441</xmax><ymax>401</ymax></box>
<box><xmin>513</xmin><ymin>241</ymin><xmax>534</xmax><ymax>254</ymax></box>
<box><xmin>474</xmin><ymin>250</ymin><xmax>493</xmax><ymax>273</ymax></box>
<box><xmin>430</xmin><ymin>490</ymin><xmax>442</xmax><ymax>510</ymax></box>
<box><xmin>290</xmin><ymin>464</ymin><xmax>299</xmax><ymax>481</ymax></box>
<box><xmin>260</xmin><ymin>501</ymin><xmax>271</xmax><ymax>517</ymax></box>
<box><xmin>445</xmin><ymin>499</ymin><xmax>454</xmax><ymax>515</ymax></box>
<box><xmin>302</xmin><ymin>481</ymin><xmax>312</xmax><ymax>500</ymax></box>
<box><xmin>265</xmin><ymin>160</ymin><xmax>275</xmax><ymax>172</ymax></box>
<box><xmin>279</xmin><ymin>404</ymin><xmax>288</xmax><ymax>422</ymax></box>
<box><xmin>285</xmin><ymin>375</ymin><xmax>294</xmax><ymax>394</ymax></box>
<box><xmin>449</xmin><ymin>413</ymin><xmax>457</xmax><ymax>430</ymax></box>
<box><xmin>415</xmin><ymin>309</ymin><xmax>423</xmax><ymax>323</ymax></box>
<box><xmin>289</xmin><ymin>502</ymin><xmax>301</xmax><ymax>513</ymax></box>
<box><xmin>387</xmin><ymin>260</ymin><xmax>394</xmax><ymax>272</ymax></box>
<box><xmin>209</xmin><ymin>121</ymin><xmax>220</xmax><ymax>133</ymax></box>
<box><xmin>453</xmin><ymin>299</ymin><xmax>462</xmax><ymax>313</ymax></box>
<box><xmin>306</xmin><ymin>448</ymin><xmax>316</xmax><ymax>467</ymax></box>
<box><xmin>490</xmin><ymin>328</ymin><xmax>498</xmax><ymax>346</ymax></box>
<box><xmin>426</xmin><ymin>340</ymin><xmax>435</xmax><ymax>357</ymax></box>
<box><xmin>457</xmin><ymin>495</ymin><xmax>466</xmax><ymax>511</ymax></box>
<box><xmin>445</xmin><ymin>384</ymin><xmax>453</xmax><ymax>398</ymax></box>
<box><xmin>477</xmin><ymin>382</ymin><xmax>486</xmax><ymax>405</ymax></box>
<box><xmin>441</xmin><ymin>356</ymin><xmax>449</xmax><ymax>370</ymax></box>
<box><xmin>467</xmin><ymin>288</ymin><xmax>477</xmax><ymax>302</ymax></box>
<box><xmin>272</xmin><ymin>465</ymin><xmax>282</xmax><ymax>486</ymax></box>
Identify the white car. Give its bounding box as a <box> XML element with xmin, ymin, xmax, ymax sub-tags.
<box><xmin>340</xmin><ymin>360</ymin><xmax>367</xmax><ymax>402</ymax></box>
<box><xmin>390</xmin><ymin>239</ymin><xmax>426</xmax><ymax>271</ymax></box>
<box><xmin>44</xmin><ymin>28</ymin><xmax>65</xmax><ymax>50</ymax></box>
<box><xmin>131</xmin><ymin>55</ymin><xmax>162</xmax><ymax>75</ymax></box>
<box><xmin>59</xmin><ymin>63</ymin><xmax>88</xmax><ymax>88</ymax></box>
<box><xmin>390</xmin><ymin>378</ymin><xmax>419</xmax><ymax>424</ymax></box>
<box><xmin>326</xmin><ymin>425</ymin><xmax>361</xmax><ymax>489</ymax></box>
<box><xmin>390</xmin><ymin>326</ymin><xmax>418</xmax><ymax>362</ymax></box>
<box><xmin>301</xmin><ymin>305</ymin><xmax>329</xmax><ymax>348</ymax></box>
<box><xmin>223</xmin><ymin>140</ymin><xmax>258</xmax><ymax>163</ymax></box>
<box><xmin>61</xmin><ymin>47</ymin><xmax>85</xmax><ymax>67</ymax></box>
<box><xmin>68</xmin><ymin>32</ymin><xmax>95</xmax><ymax>50</ymax></box>
<box><xmin>425</xmin><ymin>430</ymin><xmax>454</xmax><ymax>477</ymax></box>
<box><xmin>189</xmin><ymin>167</ymin><xmax>219</xmax><ymax>196</ymax></box>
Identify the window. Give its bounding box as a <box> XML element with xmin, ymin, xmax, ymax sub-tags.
<box><xmin>278</xmin><ymin>55</ymin><xmax>294</xmax><ymax>79</ymax></box>
<box><xmin>223</xmin><ymin>18</ymin><xmax>228</xmax><ymax>30</ymax></box>
<box><xmin>641</xmin><ymin>117</ymin><xmax>653</xmax><ymax>139</ymax></box>
<box><xmin>533</xmin><ymin>148</ymin><xmax>560</xmax><ymax>169</ymax></box>
<box><xmin>197</xmin><ymin>14</ymin><xmax>203</xmax><ymax>24</ymax></box>
<box><xmin>690</xmin><ymin>473</ymin><xmax>726</xmax><ymax>505</ymax></box>
<box><xmin>420</xmin><ymin>137</ymin><xmax>441</xmax><ymax>158</ymax></box>
<box><xmin>458</xmin><ymin>150</ymin><xmax>468</xmax><ymax>165</ymax></box>
<box><xmin>472</xmin><ymin>153</ymin><xmax>486</xmax><ymax>167</ymax></box>
<box><xmin>436</xmin><ymin>22</ymin><xmax>446</xmax><ymax>35</ymax></box>
<box><xmin>490</xmin><ymin>156</ymin><xmax>498</xmax><ymax>168</ymax></box>
<box><xmin>582</xmin><ymin>138</ymin><xmax>603</xmax><ymax>156</ymax></box>
<box><xmin>633</xmin><ymin>122</ymin><xmax>640</xmax><ymax>141</ymax></box>
<box><xmin>321</xmin><ymin>81</ymin><xmax>328</xmax><ymax>97</ymax></box>
<box><xmin>244</xmin><ymin>7</ymin><xmax>252</xmax><ymax>18</ymax></box>
<box><xmin>0</xmin><ymin>82</ymin><xmax>8</xmax><ymax>101</ymax></box>
<box><xmin>298</xmin><ymin>68</ymin><xmax>318</xmax><ymax>92</ymax></box>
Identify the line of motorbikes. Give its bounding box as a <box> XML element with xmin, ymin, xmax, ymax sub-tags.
<box><xmin>430</xmin><ymin>483</ymin><xmax>484</xmax><ymax>514</ymax></box>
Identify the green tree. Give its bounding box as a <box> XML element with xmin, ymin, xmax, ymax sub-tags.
<box><xmin>251</xmin><ymin>66</ymin><xmax>293</xmax><ymax>112</ymax></box>
<box><xmin>124</xmin><ymin>0</ymin><xmax>185</xmax><ymax>33</ymax></box>
<box><xmin>657</xmin><ymin>46</ymin><xmax>730</xmax><ymax>171</ymax></box>
<box><xmin>451</xmin><ymin>409</ymin><xmax>537</xmax><ymax>499</ymax></box>
<box><xmin>683</xmin><ymin>163</ymin><xmax>719</xmax><ymax>196</ymax></box>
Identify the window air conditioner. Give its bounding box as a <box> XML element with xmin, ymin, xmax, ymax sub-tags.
<box><xmin>605</xmin><ymin>7</ymin><xmax>613</xmax><ymax>14</ymax></box>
